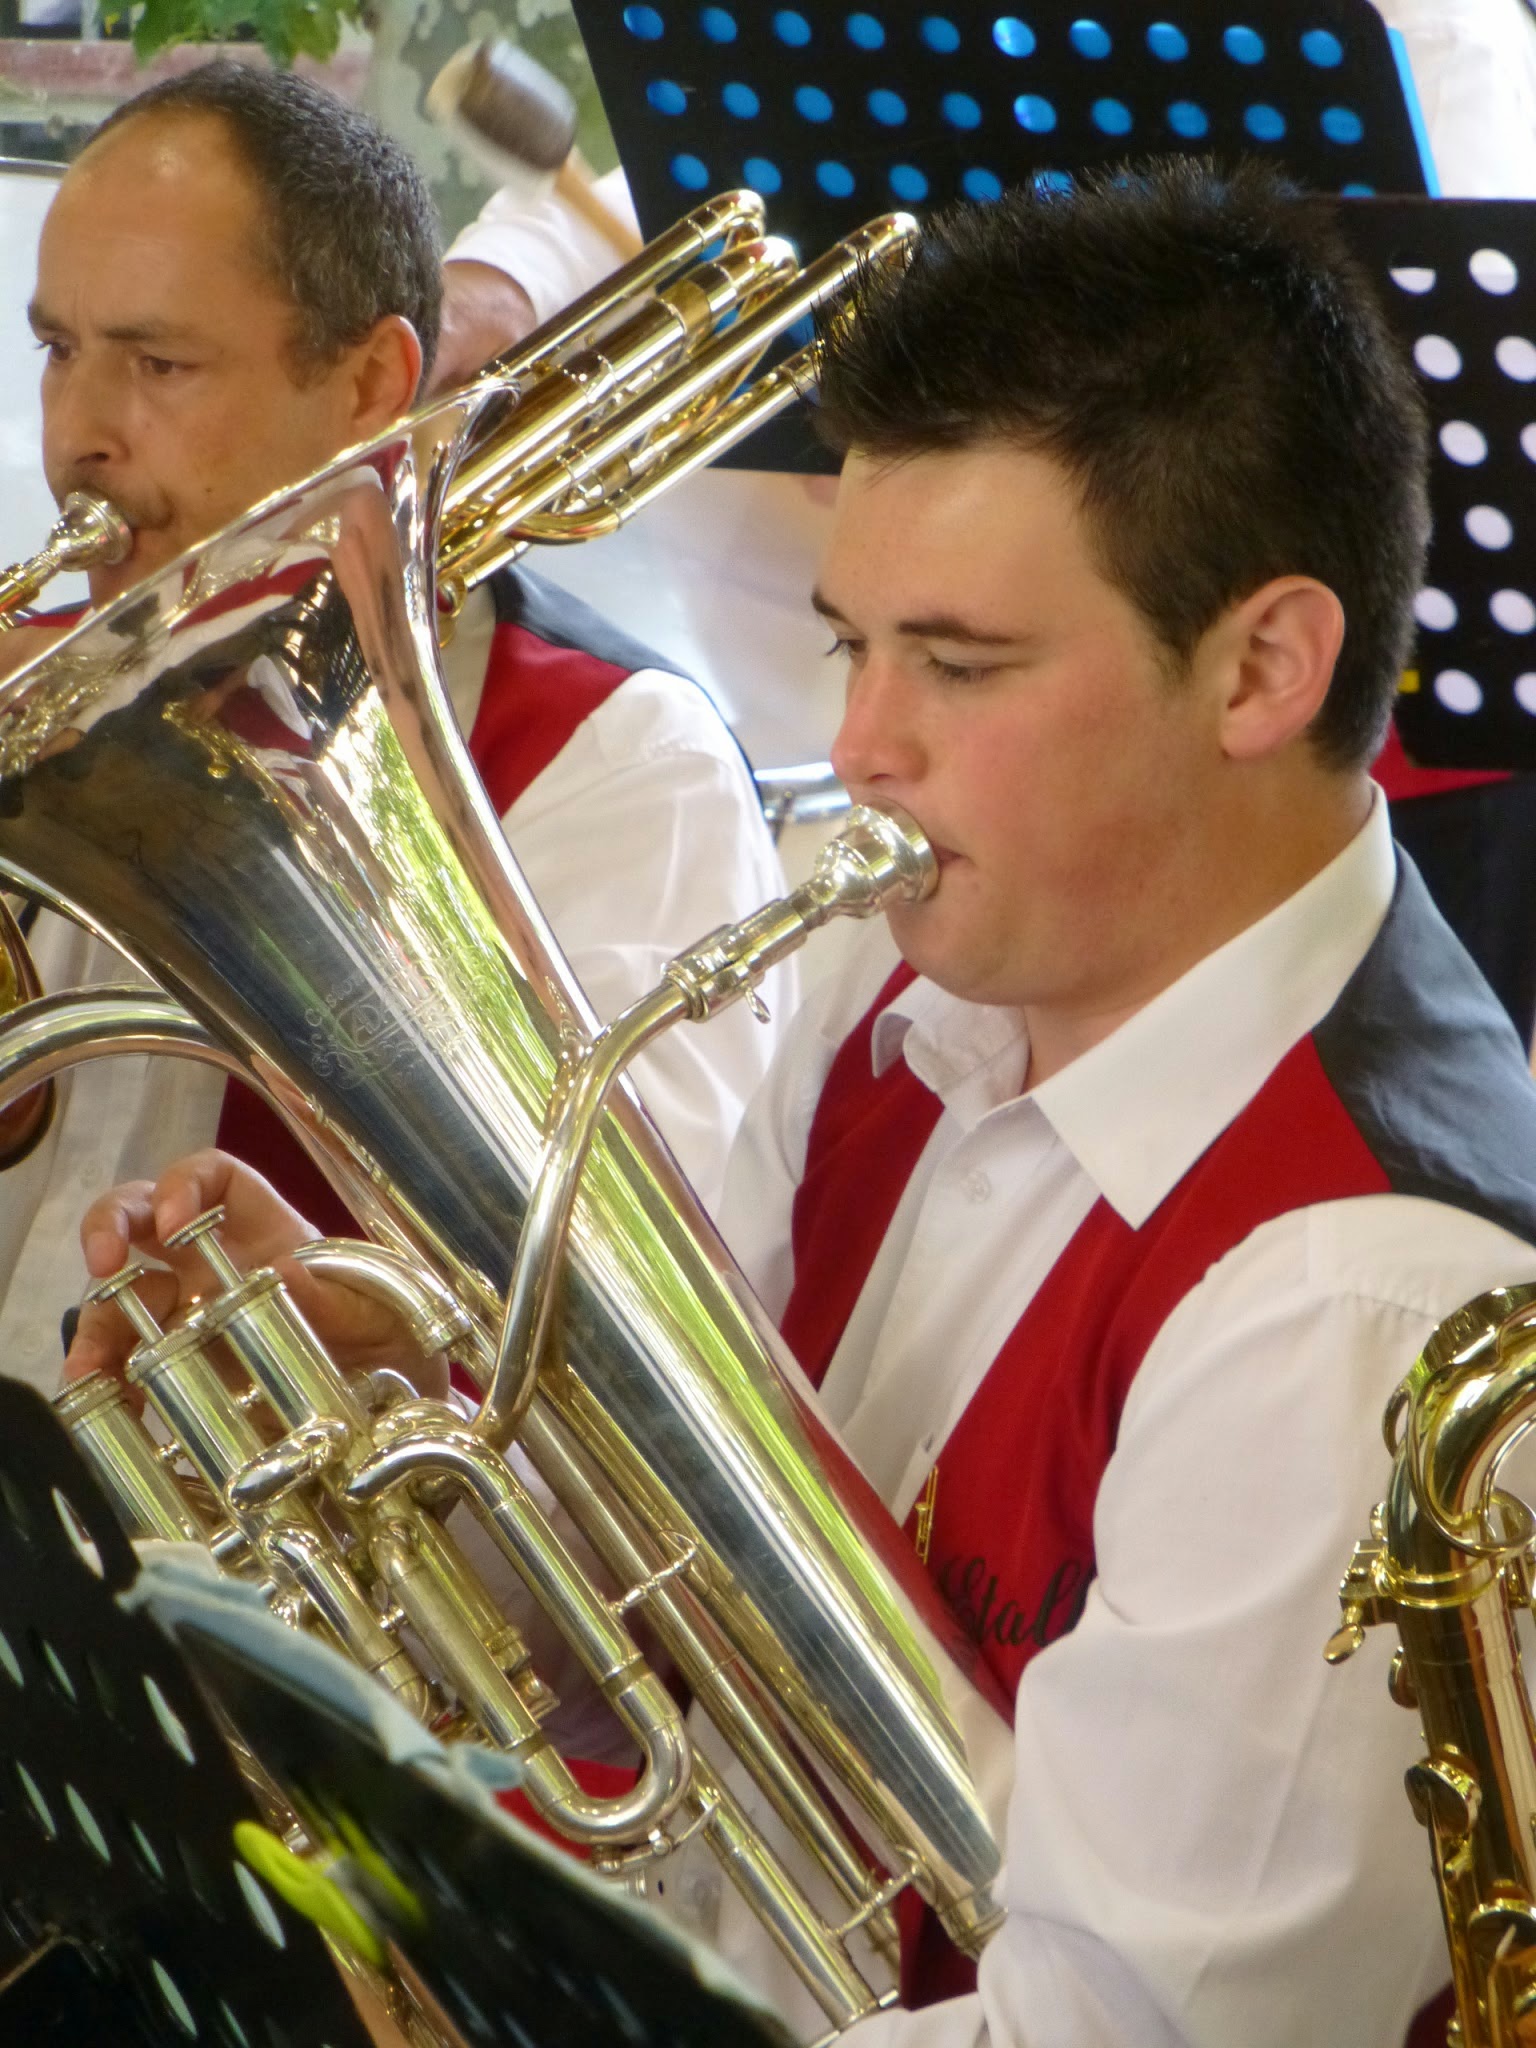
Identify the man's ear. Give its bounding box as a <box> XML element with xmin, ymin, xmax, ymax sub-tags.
<box><xmin>346</xmin><ymin>314</ymin><xmax>424</xmax><ymax>436</ymax></box>
<box><xmin>1211</xmin><ymin>576</ymin><xmax>1346</xmax><ymax>763</ymax></box>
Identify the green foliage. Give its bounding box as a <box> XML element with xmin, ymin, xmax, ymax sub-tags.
<box><xmin>100</xmin><ymin>0</ymin><xmax>365</xmax><ymax>69</ymax></box>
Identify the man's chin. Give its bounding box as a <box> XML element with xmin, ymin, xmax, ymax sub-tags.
<box><xmin>883</xmin><ymin>902</ymin><xmax>1028</xmax><ymax>1010</ymax></box>
<box><xmin>884</xmin><ymin>901</ymin><xmax>961</xmax><ymax>991</ymax></box>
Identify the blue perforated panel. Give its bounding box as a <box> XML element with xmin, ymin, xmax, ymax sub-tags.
<box><xmin>581</xmin><ymin>0</ymin><xmax>1428</xmax><ymax>469</ymax></box>
<box><xmin>583</xmin><ymin>0</ymin><xmax>1428</xmax><ymax>265</ymax></box>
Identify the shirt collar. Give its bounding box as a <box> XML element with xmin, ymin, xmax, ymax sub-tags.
<box><xmin>870</xmin><ymin>790</ymin><xmax>1397</xmax><ymax>1227</ymax></box>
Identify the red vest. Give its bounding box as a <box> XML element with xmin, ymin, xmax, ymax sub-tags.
<box><xmin>781</xmin><ymin>963</ymin><xmax>1404</xmax><ymax>2006</ymax></box>
<box><xmin>216</xmin><ymin>606</ymin><xmax>631</xmax><ymax>1213</ymax></box>
<box><xmin>785</xmin><ymin>965</ymin><xmax>1398</xmax><ymax>1700</ymax></box>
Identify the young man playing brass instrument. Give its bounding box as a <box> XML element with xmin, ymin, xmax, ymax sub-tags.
<box><xmin>67</xmin><ymin>163</ymin><xmax>1536</xmax><ymax>2046</ymax></box>
<box><xmin>0</xmin><ymin>63</ymin><xmax>789</xmax><ymax>1381</ymax></box>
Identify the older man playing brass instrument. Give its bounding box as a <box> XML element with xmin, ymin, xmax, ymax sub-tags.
<box><xmin>0</xmin><ymin>62</ymin><xmax>790</xmax><ymax>1386</ymax></box>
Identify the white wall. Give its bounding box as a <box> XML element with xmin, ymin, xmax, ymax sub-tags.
<box><xmin>0</xmin><ymin>161</ymin><xmax>85</xmax><ymax>602</ymax></box>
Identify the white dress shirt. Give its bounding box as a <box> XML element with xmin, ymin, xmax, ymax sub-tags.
<box><xmin>707</xmin><ymin>793</ymin><xmax>1536</xmax><ymax>2047</ymax></box>
<box><xmin>0</xmin><ymin>584</ymin><xmax>792</xmax><ymax>1392</ymax></box>
<box><xmin>1380</xmin><ymin>0</ymin><xmax>1536</xmax><ymax>196</ymax></box>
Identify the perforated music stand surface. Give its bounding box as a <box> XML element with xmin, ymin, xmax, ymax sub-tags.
<box><xmin>0</xmin><ymin>1378</ymin><xmax>370</xmax><ymax>2048</ymax></box>
<box><xmin>572</xmin><ymin>1</ymin><xmax>1430</xmax><ymax>469</ymax></box>
<box><xmin>0</xmin><ymin>1378</ymin><xmax>800</xmax><ymax>2048</ymax></box>
<box><xmin>185</xmin><ymin>1632</ymin><xmax>800</xmax><ymax>2048</ymax></box>
<box><xmin>575</xmin><ymin>0</ymin><xmax>1428</xmax><ymax>253</ymax></box>
<box><xmin>1336</xmin><ymin>199</ymin><xmax>1536</xmax><ymax>771</ymax></box>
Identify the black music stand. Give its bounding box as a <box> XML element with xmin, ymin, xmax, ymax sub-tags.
<box><xmin>178</xmin><ymin>1628</ymin><xmax>798</xmax><ymax>2048</ymax></box>
<box><xmin>0</xmin><ymin>1376</ymin><xmax>797</xmax><ymax>2048</ymax></box>
<box><xmin>0</xmin><ymin>1378</ymin><xmax>371</xmax><ymax>2048</ymax></box>
<box><xmin>575</xmin><ymin>0</ymin><xmax>1430</xmax><ymax>248</ymax></box>
<box><xmin>572</xmin><ymin>0</ymin><xmax>1432</xmax><ymax>467</ymax></box>
<box><xmin>1333</xmin><ymin>199</ymin><xmax>1536</xmax><ymax>772</ymax></box>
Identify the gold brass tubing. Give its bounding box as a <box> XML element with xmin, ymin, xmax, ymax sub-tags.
<box><xmin>501</xmin><ymin>360</ymin><xmax>801</xmax><ymax>557</ymax></box>
<box><xmin>519</xmin><ymin>342</ymin><xmax>820</xmax><ymax>552</ymax></box>
<box><xmin>484</xmin><ymin>190</ymin><xmax>766</xmax><ymax>383</ymax></box>
<box><xmin>1348</xmin><ymin>1284</ymin><xmax>1536</xmax><ymax>2047</ymax></box>
<box><xmin>344</xmin><ymin>1421</ymin><xmax>689</xmax><ymax>1844</ymax></box>
<box><xmin>441</xmin><ymin>208</ymin><xmax>780</xmax><ymax>532</ymax></box>
<box><xmin>520</xmin><ymin>1398</ymin><xmax>902</xmax><ymax>1970</ymax></box>
<box><xmin>438</xmin><ymin>213</ymin><xmax>916</xmax><ymax>593</ymax></box>
<box><xmin>445</xmin><ymin>335</ymin><xmax>677</xmax><ymax>529</ymax></box>
<box><xmin>443</xmin><ymin>344</ymin><xmax>800</xmax><ymax>582</ymax></box>
<box><xmin>1417</xmin><ymin>1323</ymin><xmax>1536</xmax><ymax>1552</ymax></box>
<box><xmin>444</xmin><ymin>237</ymin><xmax>797</xmax><ymax>529</ymax></box>
<box><xmin>533</xmin><ymin>214</ymin><xmax>916</xmax><ymax>502</ymax></box>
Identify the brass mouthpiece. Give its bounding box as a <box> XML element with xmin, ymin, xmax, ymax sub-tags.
<box><xmin>0</xmin><ymin>491</ymin><xmax>132</xmax><ymax>630</ymax></box>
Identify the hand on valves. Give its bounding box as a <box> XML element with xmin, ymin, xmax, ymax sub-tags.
<box><xmin>61</xmin><ymin>1149</ymin><xmax>426</xmax><ymax>1394</ymax></box>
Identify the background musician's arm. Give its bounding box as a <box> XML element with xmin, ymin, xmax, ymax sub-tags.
<box><xmin>1375</xmin><ymin>0</ymin><xmax>1536</xmax><ymax>197</ymax></box>
<box><xmin>434</xmin><ymin>168</ymin><xmax>637</xmax><ymax>392</ymax></box>
<box><xmin>499</xmin><ymin>666</ymin><xmax>797</xmax><ymax>1210</ymax></box>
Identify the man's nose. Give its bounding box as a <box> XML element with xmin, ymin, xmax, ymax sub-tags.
<box><xmin>44</xmin><ymin>356</ymin><xmax>129</xmax><ymax>478</ymax></box>
<box><xmin>829</xmin><ymin>655</ymin><xmax>925</xmax><ymax>794</ymax></box>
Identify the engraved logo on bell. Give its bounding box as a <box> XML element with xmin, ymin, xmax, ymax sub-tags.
<box><xmin>305</xmin><ymin>979</ymin><xmax>472</xmax><ymax>1089</ymax></box>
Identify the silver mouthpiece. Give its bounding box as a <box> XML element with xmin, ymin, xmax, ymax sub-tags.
<box><xmin>0</xmin><ymin>489</ymin><xmax>133</xmax><ymax>630</ymax></box>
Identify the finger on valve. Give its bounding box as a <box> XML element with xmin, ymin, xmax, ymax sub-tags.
<box><xmin>72</xmin><ymin>1150</ymin><xmax>436</xmax><ymax>1388</ymax></box>
<box><xmin>61</xmin><ymin>1262</ymin><xmax>181</xmax><ymax>1392</ymax></box>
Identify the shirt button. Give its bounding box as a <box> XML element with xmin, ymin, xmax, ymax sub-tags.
<box><xmin>962</xmin><ymin>1169</ymin><xmax>992</xmax><ymax>1204</ymax></box>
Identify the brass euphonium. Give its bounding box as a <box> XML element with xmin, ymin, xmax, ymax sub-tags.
<box><xmin>0</xmin><ymin>196</ymin><xmax>1007</xmax><ymax>2033</ymax></box>
<box><xmin>1328</xmin><ymin>1290</ymin><xmax>1536</xmax><ymax>2046</ymax></box>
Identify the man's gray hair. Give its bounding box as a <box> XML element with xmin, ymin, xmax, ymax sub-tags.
<box><xmin>90</xmin><ymin>60</ymin><xmax>443</xmax><ymax>386</ymax></box>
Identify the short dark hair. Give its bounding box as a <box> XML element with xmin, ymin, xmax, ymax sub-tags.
<box><xmin>816</xmin><ymin>159</ymin><xmax>1429</xmax><ymax>771</ymax></box>
<box><xmin>87</xmin><ymin>60</ymin><xmax>442</xmax><ymax>387</ymax></box>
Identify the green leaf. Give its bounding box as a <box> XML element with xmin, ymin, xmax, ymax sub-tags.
<box><xmin>288</xmin><ymin>3</ymin><xmax>346</xmax><ymax>61</ymax></box>
<box><xmin>130</xmin><ymin>0</ymin><xmax>206</xmax><ymax>62</ymax></box>
<box><xmin>110</xmin><ymin>0</ymin><xmax>363</xmax><ymax>69</ymax></box>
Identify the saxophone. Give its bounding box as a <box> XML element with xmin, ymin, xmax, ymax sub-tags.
<box><xmin>1329</xmin><ymin>1287</ymin><xmax>1536</xmax><ymax>2046</ymax></box>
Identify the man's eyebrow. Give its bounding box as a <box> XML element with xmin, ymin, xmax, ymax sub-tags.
<box><xmin>27</xmin><ymin>301</ymin><xmax>204</xmax><ymax>347</ymax></box>
<box><xmin>810</xmin><ymin>588</ymin><xmax>1025</xmax><ymax>646</ymax></box>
